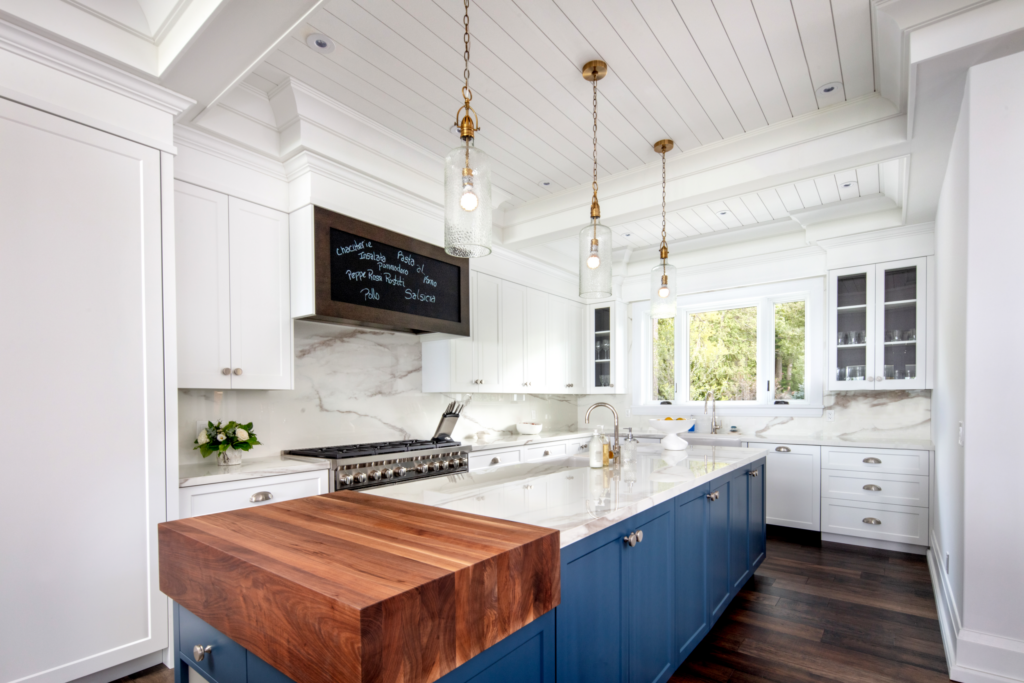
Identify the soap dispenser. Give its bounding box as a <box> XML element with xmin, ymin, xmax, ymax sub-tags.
<box><xmin>588</xmin><ymin>428</ymin><xmax>604</xmax><ymax>468</ymax></box>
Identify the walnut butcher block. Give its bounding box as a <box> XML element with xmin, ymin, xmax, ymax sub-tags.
<box><xmin>158</xmin><ymin>491</ymin><xmax>560</xmax><ymax>683</ymax></box>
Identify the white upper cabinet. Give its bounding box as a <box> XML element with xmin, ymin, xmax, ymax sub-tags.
<box><xmin>475</xmin><ymin>272</ymin><xmax>502</xmax><ymax>388</ymax></box>
<box><xmin>176</xmin><ymin>182</ymin><xmax>293</xmax><ymax>390</ymax></box>
<box><xmin>501</xmin><ymin>280</ymin><xmax>527</xmax><ymax>391</ymax></box>
<box><xmin>586</xmin><ymin>301</ymin><xmax>627</xmax><ymax>393</ymax></box>
<box><xmin>526</xmin><ymin>288</ymin><xmax>547</xmax><ymax>390</ymax></box>
<box><xmin>567</xmin><ymin>302</ymin><xmax>584</xmax><ymax>393</ymax></box>
<box><xmin>829</xmin><ymin>257</ymin><xmax>927</xmax><ymax>391</ymax></box>
<box><xmin>545</xmin><ymin>296</ymin><xmax>568</xmax><ymax>392</ymax></box>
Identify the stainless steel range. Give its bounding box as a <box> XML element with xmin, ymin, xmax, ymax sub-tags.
<box><xmin>284</xmin><ymin>438</ymin><xmax>471</xmax><ymax>491</ymax></box>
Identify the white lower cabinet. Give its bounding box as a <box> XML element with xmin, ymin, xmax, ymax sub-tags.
<box><xmin>468</xmin><ymin>437</ymin><xmax>588</xmax><ymax>472</ymax></box>
<box><xmin>758</xmin><ymin>443</ymin><xmax>821</xmax><ymax>531</ymax></box>
<box><xmin>175</xmin><ymin>181</ymin><xmax>293</xmax><ymax>390</ymax></box>
<box><xmin>179</xmin><ymin>470</ymin><xmax>330</xmax><ymax>519</ymax></box>
<box><xmin>469</xmin><ymin>447</ymin><xmax>523</xmax><ymax>471</ymax></box>
<box><xmin>821</xmin><ymin>498</ymin><xmax>929</xmax><ymax>546</ymax></box>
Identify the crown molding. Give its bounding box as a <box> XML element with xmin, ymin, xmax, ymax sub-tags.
<box><xmin>175</xmin><ymin>124</ymin><xmax>287</xmax><ymax>180</ymax></box>
<box><xmin>815</xmin><ymin>220</ymin><xmax>935</xmax><ymax>250</ymax></box>
<box><xmin>0</xmin><ymin>19</ymin><xmax>193</xmax><ymax>115</ymax></box>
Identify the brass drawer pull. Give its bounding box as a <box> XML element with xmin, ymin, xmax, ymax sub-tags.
<box><xmin>863</xmin><ymin>457</ymin><xmax>882</xmax><ymax>464</ymax></box>
<box><xmin>863</xmin><ymin>517</ymin><xmax>882</xmax><ymax>525</ymax></box>
<box><xmin>863</xmin><ymin>484</ymin><xmax>882</xmax><ymax>491</ymax></box>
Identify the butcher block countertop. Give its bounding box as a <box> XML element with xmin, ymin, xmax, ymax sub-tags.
<box><xmin>158</xmin><ymin>491</ymin><xmax>560</xmax><ymax>683</ymax></box>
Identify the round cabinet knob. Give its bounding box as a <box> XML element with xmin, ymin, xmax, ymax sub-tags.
<box><xmin>338</xmin><ymin>474</ymin><xmax>354</xmax><ymax>487</ymax></box>
<box><xmin>233</xmin><ymin>368</ymin><xmax>243</xmax><ymax>376</ymax></box>
<box><xmin>490</xmin><ymin>457</ymin><xmax>500</xmax><ymax>466</ymax></box>
<box><xmin>416</xmin><ymin>464</ymin><xmax>428</xmax><ymax>474</ymax></box>
<box><xmin>353</xmin><ymin>472</ymin><xmax>368</xmax><ymax>484</ymax></box>
<box><xmin>543</xmin><ymin>450</ymin><xmax>550</xmax><ymax>457</ymax></box>
<box><xmin>396</xmin><ymin>466</ymin><xmax>407</xmax><ymax>477</ymax></box>
<box><xmin>636</xmin><ymin>530</ymin><xmax>644</xmax><ymax>544</ymax></box>
<box><xmin>368</xmin><ymin>470</ymin><xmax>382</xmax><ymax>482</ymax></box>
<box><xmin>382</xmin><ymin>469</ymin><xmax>394</xmax><ymax>480</ymax></box>
<box><xmin>221</xmin><ymin>368</ymin><xmax>231</xmax><ymax>376</ymax></box>
<box><xmin>193</xmin><ymin>645</ymin><xmax>212</xmax><ymax>662</ymax></box>
<box><xmin>624</xmin><ymin>532</ymin><xmax>637</xmax><ymax>547</ymax></box>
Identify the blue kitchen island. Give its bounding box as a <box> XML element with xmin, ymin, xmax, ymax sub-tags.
<box><xmin>168</xmin><ymin>444</ymin><xmax>766</xmax><ymax>683</ymax></box>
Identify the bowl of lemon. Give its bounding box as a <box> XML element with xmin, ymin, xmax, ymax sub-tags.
<box><xmin>648</xmin><ymin>417</ymin><xmax>696</xmax><ymax>450</ymax></box>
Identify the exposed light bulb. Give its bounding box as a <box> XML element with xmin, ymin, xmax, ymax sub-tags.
<box><xmin>658</xmin><ymin>285</ymin><xmax>670</xmax><ymax>298</ymax></box>
<box><xmin>460</xmin><ymin>185</ymin><xmax>479</xmax><ymax>212</ymax></box>
<box><xmin>587</xmin><ymin>253</ymin><xmax>601</xmax><ymax>269</ymax></box>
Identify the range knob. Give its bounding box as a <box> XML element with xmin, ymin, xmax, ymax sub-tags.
<box><xmin>428</xmin><ymin>461</ymin><xmax>441</xmax><ymax>472</ymax></box>
<box><xmin>382</xmin><ymin>468</ymin><xmax>394</xmax><ymax>480</ymax></box>
<box><xmin>439</xmin><ymin>460</ymin><xmax>450</xmax><ymax>471</ymax></box>
<box><xmin>455</xmin><ymin>458</ymin><xmax>467</xmax><ymax>468</ymax></box>
<box><xmin>353</xmin><ymin>472</ymin><xmax>368</xmax><ymax>485</ymax></box>
<box><xmin>416</xmin><ymin>464</ymin><xmax>428</xmax><ymax>474</ymax></box>
<box><xmin>446</xmin><ymin>460</ymin><xmax>457</xmax><ymax>469</ymax></box>
<box><xmin>368</xmin><ymin>470</ymin><xmax>382</xmax><ymax>482</ymax></box>
<box><xmin>338</xmin><ymin>474</ymin><xmax>354</xmax><ymax>487</ymax></box>
<box><xmin>396</xmin><ymin>466</ymin><xmax>407</xmax><ymax>477</ymax></box>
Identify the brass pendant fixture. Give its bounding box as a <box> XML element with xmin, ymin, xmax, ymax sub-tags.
<box><xmin>650</xmin><ymin>139</ymin><xmax>677</xmax><ymax>318</ymax></box>
<box><xmin>444</xmin><ymin>0</ymin><xmax>492</xmax><ymax>257</ymax></box>
<box><xmin>579</xmin><ymin>60</ymin><xmax>611</xmax><ymax>298</ymax></box>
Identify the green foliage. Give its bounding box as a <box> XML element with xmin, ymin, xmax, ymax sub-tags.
<box><xmin>773</xmin><ymin>301</ymin><xmax>806</xmax><ymax>399</ymax></box>
<box><xmin>653</xmin><ymin>317</ymin><xmax>675</xmax><ymax>400</ymax></box>
<box><xmin>688</xmin><ymin>307</ymin><xmax>758</xmax><ymax>401</ymax></box>
<box><xmin>193</xmin><ymin>420</ymin><xmax>261</xmax><ymax>458</ymax></box>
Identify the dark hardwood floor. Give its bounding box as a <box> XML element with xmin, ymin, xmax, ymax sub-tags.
<box><xmin>120</xmin><ymin>527</ymin><xmax>948</xmax><ymax>683</ymax></box>
<box><xmin>670</xmin><ymin>526</ymin><xmax>949</xmax><ymax>683</ymax></box>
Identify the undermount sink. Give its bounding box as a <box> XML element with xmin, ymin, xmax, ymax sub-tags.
<box><xmin>606</xmin><ymin>432</ymin><xmax>743</xmax><ymax>448</ymax></box>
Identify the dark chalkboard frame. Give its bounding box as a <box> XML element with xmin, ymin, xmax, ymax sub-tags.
<box><xmin>311</xmin><ymin>207</ymin><xmax>470</xmax><ymax>336</ymax></box>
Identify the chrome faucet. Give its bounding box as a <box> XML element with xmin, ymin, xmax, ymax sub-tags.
<box><xmin>704</xmin><ymin>391</ymin><xmax>721</xmax><ymax>434</ymax></box>
<box><xmin>585</xmin><ymin>402</ymin><xmax>620</xmax><ymax>458</ymax></box>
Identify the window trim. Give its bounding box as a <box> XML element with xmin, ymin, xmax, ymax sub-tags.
<box><xmin>632</xmin><ymin>277</ymin><xmax>825</xmax><ymax>417</ymax></box>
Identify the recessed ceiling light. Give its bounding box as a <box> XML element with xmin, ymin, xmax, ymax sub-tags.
<box><xmin>306</xmin><ymin>33</ymin><xmax>335</xmax><ymax>54</ymax></box>
<box><xmin>537</xmin><ymin>180</ymin><xmax>553</xmax><ymax>188</ymax></box>
<box><xmin>817</xmin><ymin>81</ymin><xmax>843</xmax><ymax>96</ymax></box>
<box><xmin>841</xmin><ymin>181</ymin><xmax>858</xmax><ymax>189</ymax></box>
<box><xmin>717</xmin><ymin>210</ymin><xmax>731</xmax><ymax>217</ymax></box>
<box><xmin>623</xmin><ymin>233</ymin><xmax>631</xmax><ymax>237</ymax></box>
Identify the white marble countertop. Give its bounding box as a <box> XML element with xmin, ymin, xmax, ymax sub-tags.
<box><xmin>366</xmin><ymin>443</ymin><xmax>767</xmax><ymax>547</ymax></box>
<box><xmin>630</xmin><ymin>431</ymin><xmax>934</xmax><ymax>450</ymax></box>
<box><xmin>179</xmin><ymin>456</ymin><xmax>330</xmax><ymax>488</ymax></box>
<box><xmin>461</xmin><ymin>430</ymin><xmax>593</xmax><ymax>452</ymax></box>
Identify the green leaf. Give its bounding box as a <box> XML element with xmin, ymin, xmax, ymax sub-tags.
<box><xmin>219</xmin><ymin>442</ymin><xmax>228</xmax><ymax>452</ymax></box>
<box><xmin>243</xmin><ymin>422</ymin><xmax>253</xmax><ymax>430</ymax></box>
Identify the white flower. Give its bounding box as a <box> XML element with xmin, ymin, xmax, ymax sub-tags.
<box><xmin>197</xmin><ymin>430</ymin><xmax>209</xmax><ymax>445</ymax></box>
<box><xmin>235</xmin><ymin>428</ymin><xmax>249</xmax><ymax>442</ymax></box>
<box><xmin>217</xmin><ymin>432</ymin><xmax>226</xmax><ymax>442</ymax></box>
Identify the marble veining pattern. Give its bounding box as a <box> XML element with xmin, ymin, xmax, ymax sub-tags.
<box><xmin>179</xmin><ymin>456</ymin><xmax>329</xmax><ymax>488</ymax></box>
<box><xmin>367</xmin><ymin>443</ymin><xmax>767</xmax><ymax>547</ymax></box>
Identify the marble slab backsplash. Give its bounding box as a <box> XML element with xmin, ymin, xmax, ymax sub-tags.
<box><xmin>177</xmin><ymin>321</ymin><xmax>578</xmax><ymax>465</ymax></box>
<box><xmin>575</xmin><ymin>390</ymin><xmax>931</xmax><ymax>441</ymax></box>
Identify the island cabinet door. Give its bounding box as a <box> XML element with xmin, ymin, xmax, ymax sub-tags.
<box><xmin>675</xmin><ymin>485</ymin><xmax>710</xmax><ymax>662</ymax></box>
<box><xmin>626</xmin><ymin>506</ymin><xmax>675</xmax><ymax>683</ymax></box>
<box><xmin>707</xmin><ymin>474</ymin><xmax>732</xmax><ymax>623</ymax></box>
<box><xmin>748</xmin><ymin>459</ymin><xmax>767</xmax><ymax>569</ymax></box>
<box><xmin>728</xmin><ymin>467</ymin><xmax>752</xmax><ymax>592</ymax></box>
<box><xmin>556</xmin><ymin>532</ymin><xmax>626</xmax><ymax>683</ymax></box>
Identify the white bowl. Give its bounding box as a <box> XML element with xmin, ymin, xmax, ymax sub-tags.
<box><xmin>516</xmin><ymin>422</ymin><xmax>543</xmax><ymax>435</ymax></box>
<box><xmin>648</xmin><ymin>418</ymin><xmax>696</xmax><ymax>435</ymax></box>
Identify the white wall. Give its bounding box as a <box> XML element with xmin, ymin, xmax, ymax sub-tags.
<box><xmin>932</xmin><ymin>79</ymin><xmax>968</xmax><ymax>640</ymax></box>
<box><xmin>958</xmin><ymin>51</ymin><xmax>1024</xmax><ymax>674</ymax></box>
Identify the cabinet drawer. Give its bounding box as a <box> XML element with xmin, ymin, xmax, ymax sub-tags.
<box><xmin>526</xmin><ymin>442</ymin><xmax>567</xmax><ymax>461</ymax></box>
<box><xmin>758</xmin><ymin>442</ymin><xmax>820</xmax><ymax>456</ymax></box>
<box><xmin>179</xmin><ymin>606</ymin><xmax>246</xmax><ymax>683</ymax></box>
<box><xmin>761</xmin><ymin>444</ymin><xmax>820</xmax><ymax>531</ymax></box>
<box><xmin>181</xmin><ymin>470</ymin><xmax>328</xmax><ymax>518</ymax></box>
<box><xmin>469</xmin><ymin>449</ymin><xmax>521</xmax><ymax>471</ymax></box>
<box><xmin>822</xmin><ymin>471</ymin><xmax>929</xmax><ymax>507</ymax></box>
<box><xmin>821</xmin><ymin>447</ymin><xmax>930</xmax><ymax>475</ymax></box>
<box><xmin>821</xmin><ymin>498</ymin><xmax>928</xmax><ymax>546</ymax></box>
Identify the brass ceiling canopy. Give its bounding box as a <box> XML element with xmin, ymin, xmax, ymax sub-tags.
<box><xmin>653</xmin><ymin>139</ymin><xmax>674</xmax><ymax>155</ymax></box>
<box><xmin>582</xmin><ymin>60</ymin><xmax>607</xmax><ymax>82</ymax></box>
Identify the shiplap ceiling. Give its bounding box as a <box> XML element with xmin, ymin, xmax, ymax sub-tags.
<box><xmin>520</xmin><ymin>158</ymin><xmax>903</xmax><ymax>271</ymax></box>
<box><xmin>244</xmin><ymin>0</ymin><xmax>874</xmax><ymax>207</ymax></box>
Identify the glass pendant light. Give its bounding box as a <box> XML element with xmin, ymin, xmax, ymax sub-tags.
<box><xmin>650</xmin><ymin>139</ymin><xmax>677</xmax><ymax>319</ymax></box>
<box><xmin>579</xmin><ymin>60</ymin><xmax>612</xmax><ymax>299</ymax></box>
<box><xmin>444</xmin><ymin>0</ymin><xmax>491</xmax><ymax>258</ymax></box>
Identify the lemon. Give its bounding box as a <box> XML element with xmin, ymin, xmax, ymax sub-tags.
<box><xmin>664</xmin><ymin>417</ymin><xmax>673</xmax><ymax>421</ymax></box>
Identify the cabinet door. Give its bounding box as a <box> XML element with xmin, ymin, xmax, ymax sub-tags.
<box><xmin>525</xmin><ymin>288</ymin><xmax>547</xmax><ymax>389</ymax></box>
<box><xmin>707</xmin><ymin>479</ymin><xmax>731</xmax><ymax>623</ymax></box>
<box><xmin>764</xmin><ymin>444</ymin><xmax>821</xmax><ymax>530</ymax></box>
<box><xmin>829</xmin><ymin>265</ymin><xmax>875</xmax><ymax>391</ymax></box>
<box><xmin>874</xmin><ymin>258</ymin><xmax>926</xmax><ymax>390</ymax></box>
<box><xmin>475</xmin><ymin>272</ymin><xmax>502</xmax><ymax>388</ymax></box>
<box><xmin>228</xmin><ymin>197</ymin><xmax>292</xmax><ymax>390</ymax></box>
<box><xmin>501</xmin><ymin>281</ymin><xmax>526</xmax><ymax>391</ymax></box>
<box><xmin>748</xmin><ymin>460</ymin><xmax>766</xmax><ymax>569</ymax></box>
<box><xmin>729</xmin><ymin>468</ymin><xmax>751</xmax><ymax>592</ymax></box>
<box><xmin>450</xmin><ymin>272</ymin><xmax>477</xmax><ymax>391</ymax></box>
<box><xmin>628</xmin><ymin>509</ymin><xmax>674</xmax><ymax>683</ymax></box>
<box><xmin>545</xmin><ymin>295</ymin><xmax>567</xmax><ymax>392</ymax></box>
<box><xmin>589</xmin><ymin>303</ymin><xmax>614</xmax><ymax>392</ymax></box>
<box><xmin>557</xmin><ymin>536</ymin><xmax>624</xmax><ymax>683</ymax></box>
<box><xmin>567</xmin><ymin>302</ymin><xmax>584</xmax><ymax>393</ymax></box>
<box><xmin>675</xmin><ymin>487</ymin><xmax>708</xmax><ymax>661</ymax></box>
<box><xmin>175</xmin><ymin>182</ymin><xmax>231</xmax><ymax>389</ymax></box>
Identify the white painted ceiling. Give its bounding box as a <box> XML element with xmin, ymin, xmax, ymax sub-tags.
<box><xmin>244</xmin><ymin>0</ymin><xmax>874</xmax><ymax>207</ymax></box>
<box><xmin>69</xmin><ymin>0</ymin><xmax>189</xmax><ymax>38</ymax></box>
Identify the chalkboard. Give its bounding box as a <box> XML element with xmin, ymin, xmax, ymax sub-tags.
<box><xmin>310</xmin><ymin>207</ymin><xmax>470</xmax><ymax>336</ymax></box>
<box><xmin>329</xmin><ymin>227</ymin><xmax>461</xmax><ymax>323</ymax></box>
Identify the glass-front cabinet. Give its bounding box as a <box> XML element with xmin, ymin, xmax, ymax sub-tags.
<box><xmin>586</xmin><ymin>301</ymin><xmax>626</xmax><ymax>394</ymax></box>
<box><xmin>828</xmin><ymin>257</ymin><xmax>927</xmax><ymax>391</ymax></box>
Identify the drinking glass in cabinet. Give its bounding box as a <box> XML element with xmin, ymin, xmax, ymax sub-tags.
<box><xmin>907</xmin><ymin>364</ymin><xmax>917</xmax><ymax>379</ymax></box>
<box><xmin>884</xmin><ymin>365</ymin><xmax>895</xmax><ymax>380</ymax></box>
<box><xmin>846</xmin><ymin>365</ymin><xmax>866</xmax><ymax>381</ymax></box>
<box><xmin>836</xmin><ymin>367</ymin><xmax>847</xmax><ymax>381</ymax></box>
<box><xmin>838</xmin><ymin>331</ymin><xmax>848</xmax><ymax>345</ymax></box>
<box><xmin>601</xmin><ymin>338</ymin><xmax>610</xmax><ymax>359</ymax></box>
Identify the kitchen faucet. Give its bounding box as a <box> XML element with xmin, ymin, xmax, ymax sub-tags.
<box><xmin>704</xmin><ymin>390</ymin><xmax>721</xmax><ymax>434</ymax></box>
<box><xmin>585</xmin><ymin>402</ymin><xmax>620</xmax><ymax>458</ymax></box>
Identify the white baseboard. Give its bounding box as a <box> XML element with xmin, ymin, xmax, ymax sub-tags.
<box><xmin>68</xmin><ymin>651</ymin><xmax>163</xmax><ymax>683</ymax></box>
<box><xmin>821</xmin><ymin>531</ymin><xmax>927</xmax><ymax>555</ymax></box>
<box><xmin>928</xmin><ymin>532</ymin><xmax>1024</xmax><ymax>682</ymax></box>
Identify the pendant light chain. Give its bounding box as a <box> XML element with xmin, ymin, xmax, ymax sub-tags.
<box><xmin>592</xmin><ymin>76</ymin><xmax>599</xmax><ymax>239</ymax></box>
<box><xmin>661</xmin><ymin>148</ymin><xmax>667</xmax><ymax>273</ymax></box>
<box><xmin>462</xmin><ymin>0</ymin><xmax>472</xmax><ymax>103</ymax></box>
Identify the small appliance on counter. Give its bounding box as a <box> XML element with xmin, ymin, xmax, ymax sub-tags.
<box><xmin>284</xmin><ymin>403</ymin><xmax>471</xmax><ymax>491</ymax></box>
